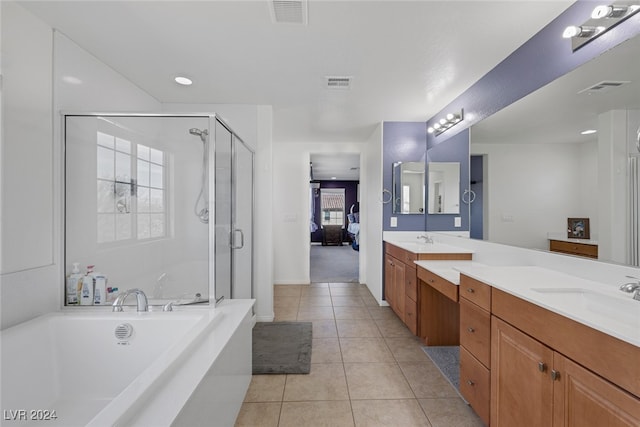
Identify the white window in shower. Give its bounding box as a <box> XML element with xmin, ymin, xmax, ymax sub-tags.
<box><xmin>96</xmin><ymin>132</ymin><xmax>166</xmax><ymax>243</ymax></box>
<box><xmin>136</xmin><ymin>144</ymin><xmax>165</xmax><ymax>240</ymax></box>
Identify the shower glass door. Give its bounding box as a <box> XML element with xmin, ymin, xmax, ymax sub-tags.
<box><xmin>232</xmin><ymin>139</ymin><xmax>254</xmax><ymax>299</ymax></box>
<box><xmin>214</xmin><ymin>120</ymin><xmax>233</xmax><ymax>301</ymax></box>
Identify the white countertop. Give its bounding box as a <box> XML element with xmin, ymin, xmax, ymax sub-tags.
<box><xmin>414</xmin><ymin>260</ymin><xmax>486</xmax><ymax>285</ymax></box>
<box><xmin>385</xmin><ymin>240</ymin><xmax>475</xmax><ymax>255</ymax></box>
<box><xmin>455</xmin><ymin>265</ymin><xmax>640</xmax><ymax>347</ymax></box>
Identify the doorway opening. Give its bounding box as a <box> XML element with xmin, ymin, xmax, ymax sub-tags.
<box><xmin>309</xmin><ymin>153</ymin><xmax>360</xmax><ymax>283</ymax></box>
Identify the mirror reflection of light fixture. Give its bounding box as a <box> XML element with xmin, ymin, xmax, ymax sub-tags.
<box><xmin>592</xmin><ymin>4</ymin><xmax>630</xmax><ymax>18</ymax></box>
<box><xmin>563</xmin><ymin>1</ymin><xmax>640</xmax><ymax>51</ymax></box>
<box><xmin>428</xmin><ymin>109</ymin><xmax>464</xmax><ymax>136</ymax></box>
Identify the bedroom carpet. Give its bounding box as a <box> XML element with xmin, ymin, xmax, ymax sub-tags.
<box><xmin>252</xmin><ymin>321</ymin><xmax>312</xmax><ymax>374</ymax></box>
<box><xmin>310</xmin><ymin>244</ymin><xmax>359</xmax><ymax>283</ymax></box>
<box><xmin>422</xmin><ymin>346</ymin><xmax>460</xmax><ymax>390</ymax></box>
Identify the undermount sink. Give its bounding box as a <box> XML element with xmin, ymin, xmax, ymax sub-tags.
<box><xmin>530</xmin><ymin>288</ymin><xmax>639</xmax><ymax>324</ymax></box>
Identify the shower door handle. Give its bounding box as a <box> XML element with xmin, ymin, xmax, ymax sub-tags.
<box><xmin>230</xmin><ymin>229</ymin><xmax>244</xmax><ymax>249</ymax></box>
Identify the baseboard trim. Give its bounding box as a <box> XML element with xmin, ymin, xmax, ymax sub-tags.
<box><xmin>274</xmin><ymin>280</ymin><xmax>311</xmax><ymax>285</ymax></box>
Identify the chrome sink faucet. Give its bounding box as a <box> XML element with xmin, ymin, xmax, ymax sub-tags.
<box><xmin>112</xmin><ymin>288</ymin><xmax>149</xmax><ymax>312</ymax></box>
<box><xmin>619</xmin><ymin>276</ymin><xmax>640</xmax><ymax>301</ymax></box>
<box><xmin>417</xmin><ymin>234</ymin><xmax>434</xmax><ymax>244</ymax></box>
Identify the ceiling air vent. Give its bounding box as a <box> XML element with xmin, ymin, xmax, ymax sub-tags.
<box><xmin>325</xmin><ymin>76</ymin><xmax>352</xmax><ymax>90</ymax></box>
<box><xmin>578</xmin><ymin>80</ymin><xmax>630</xmax><ymax>94</ymax></box>
<box><xmin>270</xmin><ymin>0</ymin><xmax>307</xmax><ymax>25</ymax></box>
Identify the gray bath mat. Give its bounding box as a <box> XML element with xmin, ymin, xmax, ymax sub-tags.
<box><xmin>422</xmin><ymin>346</ymin><xmax>460</xmax><ymax>389</ymax></box>
<box><xmin>252</xmin><ymin>322</ymin><xmax>312</xmax><ymax>374</ymax></box>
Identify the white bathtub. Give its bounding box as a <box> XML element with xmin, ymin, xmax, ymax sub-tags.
<box><xmin>1</xmin><ymin>299</ymin><xmax>254</xmax><ymax>426</ymax></box>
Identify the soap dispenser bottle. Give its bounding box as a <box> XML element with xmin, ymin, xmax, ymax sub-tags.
<box><xmin>66</xmin><ymin>263</ymin><xmax>82</xmax><ymax>305</ymax></box>
<box><xmin>93</xmin><ymin>272</ymin><xmax>107</xmax><ymax>305</ymax></box>
<box><xmin>80</xmin><ymin>265</ymin><xmax>95</xmax><ymax>306</ymax></box>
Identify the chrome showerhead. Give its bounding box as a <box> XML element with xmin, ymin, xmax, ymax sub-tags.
<box><xmin>189</xmin><ymin>128</ymin><xmax>208</xmax><ymax>143</ymax></box>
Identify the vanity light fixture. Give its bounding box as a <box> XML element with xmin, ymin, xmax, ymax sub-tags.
<box><xmin>562</xmin><ymin>25</ymin><xmax>604</xmax><ymax>39</ymax></box>
<box><xmin>581</xmin><ymin>129</ymin><xmax>598</xmax><ymax>135</ymax></box>
<box><xmin>592</xmin><ymin>4</ymin><xmax>630</xmax><ymax>18</ymax></box>
<box><xmin>563</xmin><ymin>1</ymin><xmax>640</xmax><ymax>51</ymax></box>
<box><xmin>174</xmin><ymin>76</ymin><xmax>193</xmax><ymax>86</ymax></box>
<box><xmin>427</xmin><ymin>109</ymin><xmax>464</xmax><ymax>136</ymax></box>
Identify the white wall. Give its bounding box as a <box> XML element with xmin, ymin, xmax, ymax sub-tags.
<box><xmin>272</xmin><ymin>141</ymin><xmax>368</xmax><ymax>283</ymax></box>
<box><xmin>269</xmin><ymin>123</ymin><xmax>383</xmax><ymax>304</ymax></box>
<box><xmin>0</xmin><ymin>3</ymin><xmax>162</xmax><ymax>329</ymax></box>
<box><xmin>364</xmin><ymin>124</ymin><xmax>384</xmax><ymax>303</ymax></box>
<box><xmin>471</xmin><ymin>141</ymin><xmax>597</xmax><ymax>251</ymax></box>
<box><xmin>1</xmin><ymin>2</ymin><xmax>58</xmax><ymax>328</ymax></box>
<box><xmin>597</xmin><ymin>110</ymin><xmax>637</xmax><ymax>264</ymax></box>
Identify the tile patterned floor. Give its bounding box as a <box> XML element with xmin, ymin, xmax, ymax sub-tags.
<box><xmin>235</xmin><ymin>283</ymin><xmax>485</xmax><ymax>427</ymax></box>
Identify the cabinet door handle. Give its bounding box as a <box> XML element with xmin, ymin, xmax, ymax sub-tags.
<box><xmin>466</xmin><ymin>288</ymin><xmax>475</xmax><ymax>293</ymax></box>
<box><xmin>551</xmin><ymin>370</ymin><xmax>560</xmax><ymax>381</ymax></box>
<box><xmin>467</xmin><ymin>380</ymin><xmax>475</xmax><ymax>386</ymax></box>
<box><xmin>467</xmin><ymin>327</ymin><xmax>475</xmax><ymax>333</ymax></box>
<box><xmin>428</xmin><ymin>279</ymin><xmax>435</xmax><ymax>283</ymax></box>
<box><xmin>538</xmin><ymin>362</ymin><xmax>546</xmax><ymax>372</ymax></box>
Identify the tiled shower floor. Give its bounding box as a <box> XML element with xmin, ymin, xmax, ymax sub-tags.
<box><xmin>234</xmin><ymin>283</ymin><xmax>485</xmax><ymax>427</ymax></box>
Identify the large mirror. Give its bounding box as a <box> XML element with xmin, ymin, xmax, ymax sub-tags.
<box><xmin>392</xmin><ymin>161</ymin><xmax>425</xmax><ymax>214</ymax></box>
<box><xmin>428</xmin><ymin>162</ymin><xmax>460</xmax><ymax>214</ymax></box>
<box><xmin>470</xmin><ymin>34</ymin><xmax>640</xmax><ymax>266</ymax></box>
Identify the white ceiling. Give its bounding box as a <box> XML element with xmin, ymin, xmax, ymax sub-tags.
<box><xmin>19</xmin><ymin>0</ymin><xmax>573</xmax><ymax>179</ymax></box>
<box><xmin>310</xmin><ymin>153</ymin><xmax>360</xmax><ymax>181</ymax></box>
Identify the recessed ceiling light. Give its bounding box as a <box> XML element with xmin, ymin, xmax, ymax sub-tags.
<box><xmin>174</xmin><ymin>76</ymin><xmax>193</xmax><ymax>86</ymax></box>
<box><xmin>62</xmin><ymin>75</ymin><xmax>82</xmax><ymax>85</ymax></box>
<box><xmin>581</xmin><ymin>129</ymin><xmax>597</xmax><ymax>135</ymax></box>
<box><xmin>331</xmin><ymin>177</ymin><xmax>337</xmax><ymax>180</ymax></box>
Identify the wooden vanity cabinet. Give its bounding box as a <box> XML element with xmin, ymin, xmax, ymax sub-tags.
<box><xmin>459</xmin><ymin>275</ymin><xmax>492</xmax><ymax>426</ymax></box>
<box><xmin>384</xmin><ymin>242</ymin><xmax>471</xmax><ymax>337</ymax></box>
<box><xmin>384</xmin><ymin>244</ymin><xmax>419</xmax><ymax>334</ymax></box>
<box><xmin>490</xmin><ymin>288</ymin><xmax>640</xmax><ymax>427</ymax></box>
<box><xmin>492</xmin><ymin>316</ymin><xmax>640</xmax><ymax>427</ymax></box>
<box><xmin>384</xmin><ymin>252</ymin><xmax>407</xmax><ymax>323</ymax></box>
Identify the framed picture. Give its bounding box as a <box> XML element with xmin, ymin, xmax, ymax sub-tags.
<box><xmin>567</xmin><ymin>218</ymin><xmax>590</xmax><ymax>239</ymax></box>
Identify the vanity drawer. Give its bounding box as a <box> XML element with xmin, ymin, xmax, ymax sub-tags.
<box><xmin>404</xmin><ymin>295</ymin><xmax>418</xmax><ymax>335</ymax></box>
<box><xmin>417</xmin><ymin>268</ymin><xmax>458</xmax><ymax>302</ymax></box>
<box><xmin>459</xmin><ymin>274</ymin><xmax>491</xmax><ymax>310</ymax></box>
<box><xmin>406</xmin><ymin>267</ymin><xmax>418</xmax><ymax>302</ymax></box>
<box><xmin>549</xmin><ymin>239</ymin><xmax>598</xmax><ymax>258</ymax></box>
<box><xmin>460</xmin><ymin>298</ymin><xmax>491</xmax><ymax>368</ymax></box>
<box><xmin>460</xmin><ymin>346</ymin><xmax>490</xmax><ymax>426</ymax></box>
<box><xmin>386</xmin><ymin>243</ymin><xmax>417</xmax><ymax>265</ymax></box>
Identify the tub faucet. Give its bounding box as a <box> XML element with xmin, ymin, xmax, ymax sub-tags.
<box><xmin>417</xmin><ymin>234</ymin><xmax>434</xmax><ymax>244</ymax></box>
<box><xmin>112</xmin><ymin>288</ymin><xmax>149</xmax><ymax>312</ymax></box>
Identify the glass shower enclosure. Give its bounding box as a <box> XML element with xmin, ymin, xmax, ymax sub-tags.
<box><xmin>63</xmin><ymin>113</ymin><xmax>254</xmax><ymax>306</ymax></box>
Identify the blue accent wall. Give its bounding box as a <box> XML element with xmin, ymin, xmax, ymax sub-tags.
<box><xmin>427</xmin><ymin>0</ymin><xmax>640</xmax><ymax>145</ymax></box>
<box><xmin>426</xmin><ymin>128</ymin><xmax>470</xmax><ymax>231</ymax></box>
<box><xmin>382</xmin><ymin>122</ymin><xmax>427</xmax><ymax>231</ymax></box>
